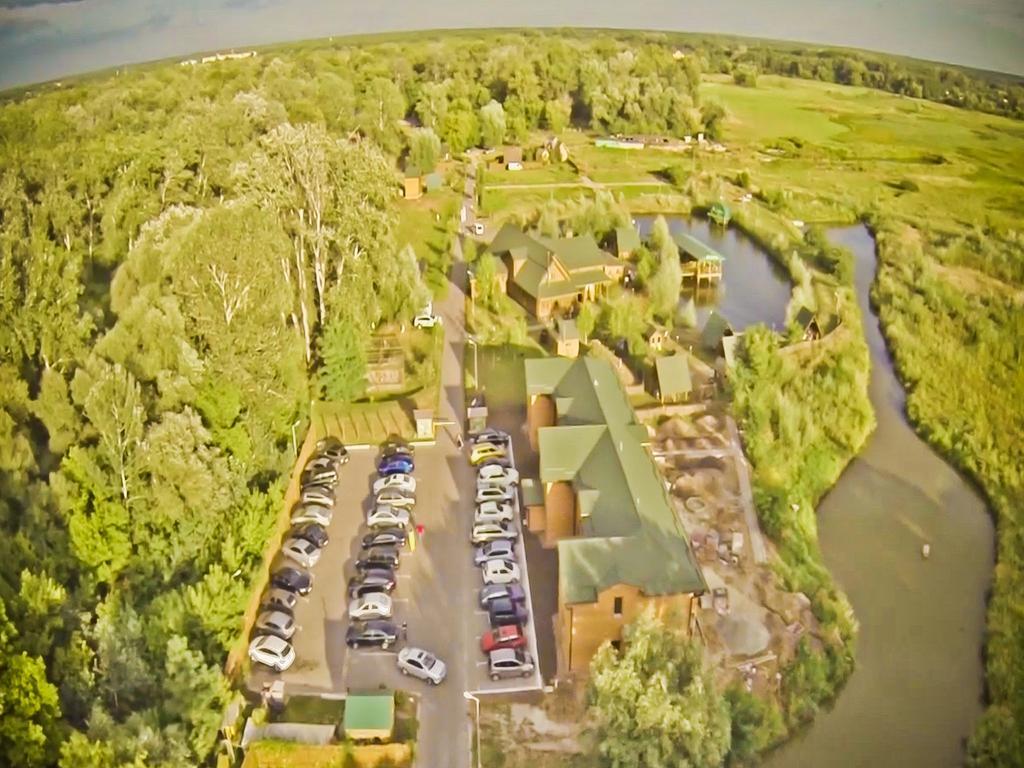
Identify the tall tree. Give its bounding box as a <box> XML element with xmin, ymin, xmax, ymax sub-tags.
<box><xmin>479</xmin><ymin>99</ymin><xmax>507</xmax><ymax>148</ymax></box>
<box><xmin>317</xmin><ymin>313</ymin><xmax>367</xmax><ymax>403</ymax></box>
<box><xmin>408</xmin><ymin>127</ymin><xmax>442</xmax><ymax>173</ymax></box>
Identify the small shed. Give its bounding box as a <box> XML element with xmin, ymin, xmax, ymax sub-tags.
<box><xmin>613</xmin><ymin>226</ymin><xmax>642</xmax><ymax>259</ymax></box>
<box><xmin>413</xmin><ymin>409</ymin><xmax>434</xmax><ymax>440</ymax></box>
<box><xmin>708</xmin><ymin>201</ymin><xmax>732</xmax><ymax>226</ymax></box>
<box><xmin>402</xmin><ymin>175</ymin><xmax>422</xmax><ymax>200</ymax></box>
<box><xmin>343</xmin><ymin>693</ymin><xmax>394</xmax><ymax>742</ymax></box>
<box><xmin>555</xmin><ymin>318</ymin><xmax>580</xmax><ymax>358</ymax></box>
<box><xmin>674</xmin><ymin>233</ymin><xmax>725</xmax><ymax>284</ymax></box>
<box><xmin>521</xmin><ymin>478</ymin><xmax>546</xmax><ymax>533</ymax></box>
<box><xmin>701</xmin><ymin>311</ymin><xmax>735</xmax><ymax>354</ymax></box>
<box><xmin>721</xmin><ymin>333</ymin><xmax>743</xmax><ymax>370</ymax></box>
<box><xmin>654</xmin><ymin>354</ymin><xmax>692</xmax><ymax>403</ymax></box>
<box><xmin>793</xmin><ymin>306</ymin><xmax>821</xmax><ymax>341</ymax></box>
<box><xmin>648</xmin><ymin>327</ymin><xmax>672</xmax><ymax>353</ymax></box>
<box><xmin>502</xmin><ymin>146</ymin><xmax>523</xmax><ymax>165</ymax></box>
<box><xmin>466</xmin><ymin>396</ymin><xmax>488</xmax><ymax>435</ymax></box>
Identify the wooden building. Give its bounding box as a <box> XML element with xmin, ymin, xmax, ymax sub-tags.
<box><xmin>524</xmin><ymin>357</ymin><xmax>706</xmax><ymax>675</ymax></box>
<box><xmin>674</xmin><ymin>232</ymin><xmax>725</xmax><ymax>284</ymax></box>
<box><xmin>794</xmin><ymin>306</ymin><xmax>822</xmax><ymax>341</ymax></box>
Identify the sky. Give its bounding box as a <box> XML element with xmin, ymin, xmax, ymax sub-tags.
<box><xmin>0</xmin><ymin>0</ymin><xmax>1022</xmax><ymax>90</ymax></box>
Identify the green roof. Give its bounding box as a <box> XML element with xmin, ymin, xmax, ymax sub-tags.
<box><xmin>794</xmin><ymin>305</ymin><xmax>816</xmax><ymax>328</ymax></box>
<box><xmin>701</xmin><ymin>311</ymin><xmax>733</xmax><ymax>351</ymax></box>
<box><xmin>521</xmin><ymin>478</ymin><xmax>544</xmax><ymax>506</ymax></box>
<box><xmin>655</xmin><ymin>355</ymin><xmax>692</xmax><ymax>400</ymax></box>
<box><xmin>674</xmin><ymin>233</ymin><xmax>725</xmax><ymax>263</ymax></box>
<box><xmin>490</xmin><ymin>225</ymin><xmax>620</xmax><ymax>302</ymax></box>
<box><xmin>525</xmin><ymin>357</ymin><xmax>706</xmax><ymax>604</ymax></box>
<box><xmin>343</xmin><ymin>694</ymin><xmax>394</xmax><ymax>737</ymax></box>
<box><xmin>614</xmin><ymin>226</ymin><xmax>642</xmax><ymax>252</ymax></box>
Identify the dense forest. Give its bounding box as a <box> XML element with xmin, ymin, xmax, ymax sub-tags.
<box><xmin>0</xmin><ymin>32</ymin><xmax>710</xmax><ymax>765</ymax></box>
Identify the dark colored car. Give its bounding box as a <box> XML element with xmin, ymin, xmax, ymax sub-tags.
<box><xmin>362</xmin><ymin>528</ymin><xmax>408</xmax><ymax>550</ymax></box>
<box><xmin>355</xmin><ymin>547</ymin><xmax>400</xmax><ymax>572</ymax></box>
<box><xmin>304</xmin><ymin>454</ymin><xmax>337</xmax><ymax>473</ymax></box>
<box><xmin>479</xmin><ymin>583</ymin><xmax>527</xmax><ymax>608</ymax></box>
<box><xmin>347</xmin><ymin>569</ymin><xmax>397</xmax><ymax>599</ymax></box>
<box><xmin>315</xmin><ymin>437</ymin><xmax>349</xmax><ymax>464</ymax></box>
<box><xmin>378</xmin><ymin>455</ymin><xmax>414</xmax><ymax>476</ymax></box>
<box><xmin>380</xmin><ymin>437</ymin><xmax>414</xmax><ymax>456</ymax></box>
<box><xmin>345</xmin><ymin>620</ymin><xmax>399</xmax><ymax>649</ymax></box>
<box><xmin>271</xmin><ymin>566</ymin><xmax>313</xmax><ymax>596</ymax></box>
<box><xmin>472</xmin><ymin>428</ymin><xmax>510</xmax><ymax>445</ymax></box>
<box><xmin>488</xmin><ymin>597</ymin><xmax>530</xmax><ymax>628</ymax></box>
<box><xmin>301</xmin><ymin>467</ymin><xmax>337</xmax><ymax>487</ymax></box>
<box><xmin>291</xmin><ymin>522</ymin><xmax>329</xmax><ymax>549</ymax></box>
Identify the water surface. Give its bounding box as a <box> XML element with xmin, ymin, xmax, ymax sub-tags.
<box><xmin>634</xmin><ymin>215</ymin><xmax>792</xmax><ymax>331</ymax></box>
<box><xmin>766</xmin><ymin>225</ymin><xmax>993</xmax><ymax>768</ymax></box>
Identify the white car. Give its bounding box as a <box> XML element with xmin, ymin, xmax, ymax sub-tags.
<box><xmin>375</xmin><ymin>489</ymin><xmax>416</xmax><ymax>509</ymax></box>
<box><xmin>471</xmin><ymin>521</ymin><xmax>518</xmax><ymax>544</ymax></box>
<box><xmin>367</xmin><ymin>505</ymin><xmax>411</xmax><ymax>529</ymax></box>
<box><xmin>291</xmin><ymin>503</ymin><xmax>332</xmax><ymax>527</ymax></box>
<box><xmin>478</xmin><ymin>464</ymin><xmax>520</xmax><ymax>488</ymax></box>
<box><xmin>348</xmin><ymin>592</ymin><xmax>393</xmax><ymax>621</ymax></box>
<box><xmin>476</xmin><ymin>485</ymin><xmax>515</xmax><ymax>504</ymax></box>
<box><xmin>255</xmin><ymin>609</ymin><xmax>296</xmax><ymax>640</ymax></box>
<box><xmin>481</xmin><ymin>559</ymin><xmax>521</xmax><ymax>585</ymax></box>
<box><xmin>373</xmin><ymin>473</ymin><xmax>417</xmax><ymax>495</ymax></box>
<box><xmin>473</xmin><ymin>222</ymin><xmax>485</xmax><ymax>236</ymax></box>
<box><xmin>281</xmin><ymin>537</ymin><xmax>322</xmax><ymax>569</ymax></box>
<box><xmin>397</xmin><ymin>647</ymin><xmax>447</xmax><ymax>685</ymax></box>
<box><xmin>474</xmin><ymin>501</ymin><xmax>514</xmax><ymax>525</ymax></box>
<box><xmin>413</xmin><ymin>312</ymin><xmax>441</xmax><ymax>329</ymax></box>
<box><xmin>248</xmin><ymin>635</ymin><xmax>296</xmax><ymax>672</ymax></box>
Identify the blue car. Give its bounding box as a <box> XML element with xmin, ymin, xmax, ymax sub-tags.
<box><xmin>378</xmin><ymin>454</ymin><xmax>414</xmax><ymax>476</ymax></box>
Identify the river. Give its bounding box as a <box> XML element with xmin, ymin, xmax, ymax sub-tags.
<box><xmin>765</xmin><ymin>225</ymin><xmax>994</xmax><ymax>767</ymax></box>
<box><xmin>1</xmin><ymin>0</ymin><xmax>1022</xmax><ymax>90</ymax></box>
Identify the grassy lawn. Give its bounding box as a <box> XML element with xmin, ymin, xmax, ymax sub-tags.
<box><xmin>472</xmin><ymin>343</ymin><xmax>546</xmax><ymax>409</ymax></box>
<box><xmin>273</xmin><ymin>696</ymin><xmax>346</xmax><ymax>725</ymax></box>
<box><xmin>395</xmin><ymin>189</ymin><xmax>460</xmax><ymax>297</ymax></box>
<box><xmin>484</xmin><ymin>163</ymin><xmax>580</xmax><ymax>185</ymax></box>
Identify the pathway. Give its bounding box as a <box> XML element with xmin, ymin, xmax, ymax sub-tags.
<box><xmin>727</xmin><ymin>417</ymin><xmax>768</xmax><ymax>565</ymax></box>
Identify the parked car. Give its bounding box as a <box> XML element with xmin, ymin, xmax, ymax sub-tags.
<box><xmin>348</xmin><ymin>592</ymin><xmax>393</xmax><ymax>621</ymax></box>
<box><xmin>368</xmin><ymin>505</ymin><xmax>411</xmax><ymax>529</ymax></box>
<box><xmin>470</xmin><ymin>443</ymin><xmax>507</xmax><ymax>466</ymax></box>
<box><xmin>362</xmin><ymin>528</ymin><xmax>408</xmax><ymax>550</ymax></box>
<box><xmin>478</xmin><ymin>464</ymin><xmax>520</xmax><ymax>488</ymax></box>
<box><xmin>271</xmin><ymin>566</ymin><xmax>313</xmax><ymax>595</ymax></box>
<box><xmin>480</xmin><ymin>624</ymin><xmax>527</xmax><ymax>653</ymax></box>
<box><xmin>372</xmin><ymin>473</ymin><xmax>416</xmax><ymax>496</ymax></box>
<box><xmin>479</xmin><ymin>583</ymin><xmax>527</xmax><ymax>608</ymax></box>
<box><xmin>301</xmin><ymin>467</ymin><xmax>337</xmax><ymax>486</ymax></box>
<box><xmin>481</xmin><ymin>559</ymin><xmax>520</xmax><ymax>585</ymax></box>
<box><xmin>473</xmin><ymin>221</ymin><xmax>485</xmax><ymax>236</ymax></box>
<box><xmin>379</xmin><ymin>440</ymin><xmax>414</xmax><ymax>459</ymax></box>
<box><xmin>413</xmin><ymin>311</ymin><xmax>441</xmax><ymax>329</ymax></box>
<box><xmin>290</xmin><ymin>502</ymin><xmax>332</xmax><ymax>527</ymax></box>
<box><xmin>476</xmin><ymin>485</ymin><xmax>515</xmax><ymax>504</ymax></box>
<box><xmin>255</xmin><ymin>609</ymin><xmax>296</xmax><ymax>640</ymax></box>
<box><xmin>474</xmin><ymin>539</ymin><xmax>516</xmax><ymax>566</ymax></box>
<box><xmin>248</xmin><ymin>635</ymin><xmax>295</xmax><ymax>672</ymax></box>
<box><xmin>488</xmin><ymin>597</ymin><xmax>529</xmax><ymax>627</ymax></box>
<box><xmin>346</xmin><ymin>620</ymin><xmax>399</xmax><ymax>649</ymax></box>
<box><xmin>375</xmin><ymin>489</ymin><xmax>416</xmax><ymax>509</ymax></box>
<box><xmin>471</xmin><ymin>521</ymin><xmax>518</xmax><ymax>545</ymax></box>
<box><xmin>281</xmin><ymin>537</ymin><xmax>322</xmax><ymax>569</ymax></box>
<box><xmin>291</xmin><ymin>522</ymin><xmax>329</xmax><ymax>549</ymax></box>
<box><xmin>300</xmin><ymin>484</ymin><xmax>334</xmax><ymax>507</ymax></box>
<box><xmin>488</xmin><ymin>648</ymin><xmax>535</xmax><ymax>680</ymax></box>
<box><xmin>397</xmin><ymin>647</ymin><xmax>447</xmax><ymax>685</ymax></box>
<box><xmin>315</xmin><ymin>437</ymin><xmax>349</xmax><ymax>464</ymax></box>
<box><xmin>356</xmin><ymin>547</ymin><xmax>400</xmax><ymax>572</ymax></box>
<box><xmin>472</xmin><ymin>428</ymin><xmax>509</xmax><ymax>445</ymax></box>
<box><xmin>474</xmin><ymin>501</ymin><xmax>514</xmax><ymax>525</ymax></box>
<box><xmin>347</xmin><ymin>569</ymin><xmax>397</xmax><ymax>599</ymax></box>
<box><xmin>305</xmin><ymin>454</ymin><xmax>337</xmax><ymax>473</ymax></box>
<box><xmin>264</xmin><ymin>586</ymin><xmax>299</xmax><ymax>613</ymax></box>
<box><xmin>378</xmin><ymin>455</ymin><xmax>414</xmax><ymax>476</ymax></box>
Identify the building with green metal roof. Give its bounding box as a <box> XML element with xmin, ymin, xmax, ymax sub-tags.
<box><xmin>524</xmin><ymin>356</ymin><xmax>706</xmax><ymax>673</ymax></box>
<box><xmin>654</xmin><ymin>354</ymin><xmax>693</xmax><ymax>403</ymax></box>
<box><xmin>673</xmin><ymin>232</ymin><xmax>725</xmax><ymax>284</ymax></box>
<box><xmin>343</xmin><ymin>693</ymin><xmax>394</xmax><ymax>742</ymax></box>
<box><xmin>487</xmin><ymin>224</ymin><xmax>626</xmax><ymax>319</ymax></box>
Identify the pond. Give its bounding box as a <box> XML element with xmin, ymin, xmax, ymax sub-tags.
<box><xmin>766</xmin><ymin>225</ymin><xmax>993</xmax><ymax>768</ymax></box>
<box><xmin>633</xmin><ymin>215</ymin><xmax>792</xmax><ymax>331</ymax></box>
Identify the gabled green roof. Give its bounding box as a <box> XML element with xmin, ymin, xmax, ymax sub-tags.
<box><xmin>655</xmin><ymin>355</ymin><xmax>692</xmax><ymax>400</ymax></box>
<box><xmin>615</xmin><ymin>226</ymin><xmax>642</xmax><ymax>252</ymax></box>
<box><xmin>526</xmin><ymin>357</ymin><xmax>706</xmax><ymax>604</ymax></box>
<box><xmin>674</xmin><ymin>232</ymin><xmax>725</xmax><ymax>263</ymax></box>
<box><xmin>701</xmin><ymin>311</ymin><xmax>734</xmax><ymax>351</ymax></box>
<box><xmin>794</xmin><ymin>305</ymin><xmax>817</xmax><ymax>328</ymax></box>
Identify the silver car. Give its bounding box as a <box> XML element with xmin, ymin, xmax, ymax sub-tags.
<box><xmin>255</xmin><ymin>609</ymin><xmax>296</xmax><ymax>640</ymax></box>
<box><xmin>249</xmin><ymin>635</ymin><xmax>295</xmax><ymax>672</ymax></box>
<box><xmin>281</xmin><ymin>537</ymin><xmax>322</xmax><ymax>569</ymax></box>
<box><xmin>375</xmin><ymin>489</ymin><xmax>416</xmax><ymax>509</ymax></box>
<box><xmin>291</xmin><ymin>502</ymin><xmax>332</xmax><ymax>527</ymax></box>
<box><xmin>476</xmin><ymin>485</ymin><xmax>515</xmax><ymax>504</ymax></box>
<box><xmin>373</xmin><ymin>473</ymin><xmax>416</xmax><ymax>495</ymax></box>
<box><xmin>474</xmin><ymin>501</ymin><xmax>514</xmax><ymax>525</ymax></box>
<box><xmin>348</xmin><ymin>592</ymin><xmax>393</xmax><ymax>621</ymax></box>
<box><xmin>301</xmin><ymin>485</ymin><xmax>334</xmax><ymax>507</ymax></box>
<box><xmin>397</xmin><ymin>647</ymin><xmax>447</xmax><ymax>685</ymax></box>
<box><xmin>488</xmin><ymin>648</ymin><xmax>535</xmax><ymax>680</ymax></box>
<box><xmin>471</xmin><ymin>521</ymin><xmax>518</xmax><ymax>544</ymax></box>
<box><xmin>367</xmin><ymin>505</ymin><xmax>411</xmax><ymax>529</ymax></box>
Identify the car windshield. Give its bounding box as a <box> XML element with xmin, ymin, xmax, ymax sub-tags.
<box><xmin>421</xmin><ymin>652</ymin><xmax>437</xmax><ymax>666</ymax></box>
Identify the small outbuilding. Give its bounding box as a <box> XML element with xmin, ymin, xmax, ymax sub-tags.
<box><xmin>654</xmin><ymin>354</ymin><xmax>693</xmax><ymax>403</ymax></box>
<box><xmin>502</xmin><ymin>146</ymin><xmax>523</xmax><ymax>167</ymax></box>
<box><xmin>701</xmin><ymin>311</ymin><xmax>735</xmax><ymax>354</ymax></box>
<box><xmin>708</xmin><ymin>201</ymin><xmax>732</xmax><ymax>226</ymax></box>
<box><xmin>402</xmin><ymin>173</ymin><xmax>422</xmax><ymax>200</ymax></box>
<box><xmin>343</xmin><ymin>693</ymin><xmax>394</xmax><ymax>742</ymax></box>
<box><xmin>793</xmin><ymin>306</ymin><xmax>822</xmax><ymax>341</ymax></box>
<box><xmin>555</xmin><ymin>317</ymin><xmax>581</xmax><ymax>358</ymax></box>
<box><xmin>424</xmin><ymin>171</ymin><xmax>444</xmax><ymax>192</ymax></box>
<box><xmin>612</xmin><ymin>226</ymin><xmax>642</xmax><ymax>259</ymax></box>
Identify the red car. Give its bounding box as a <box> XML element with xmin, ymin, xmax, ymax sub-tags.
<box><xmin>480</xmin><ymin>624</ymin><xmax>527</xmax><ymax>653</ymax></box>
